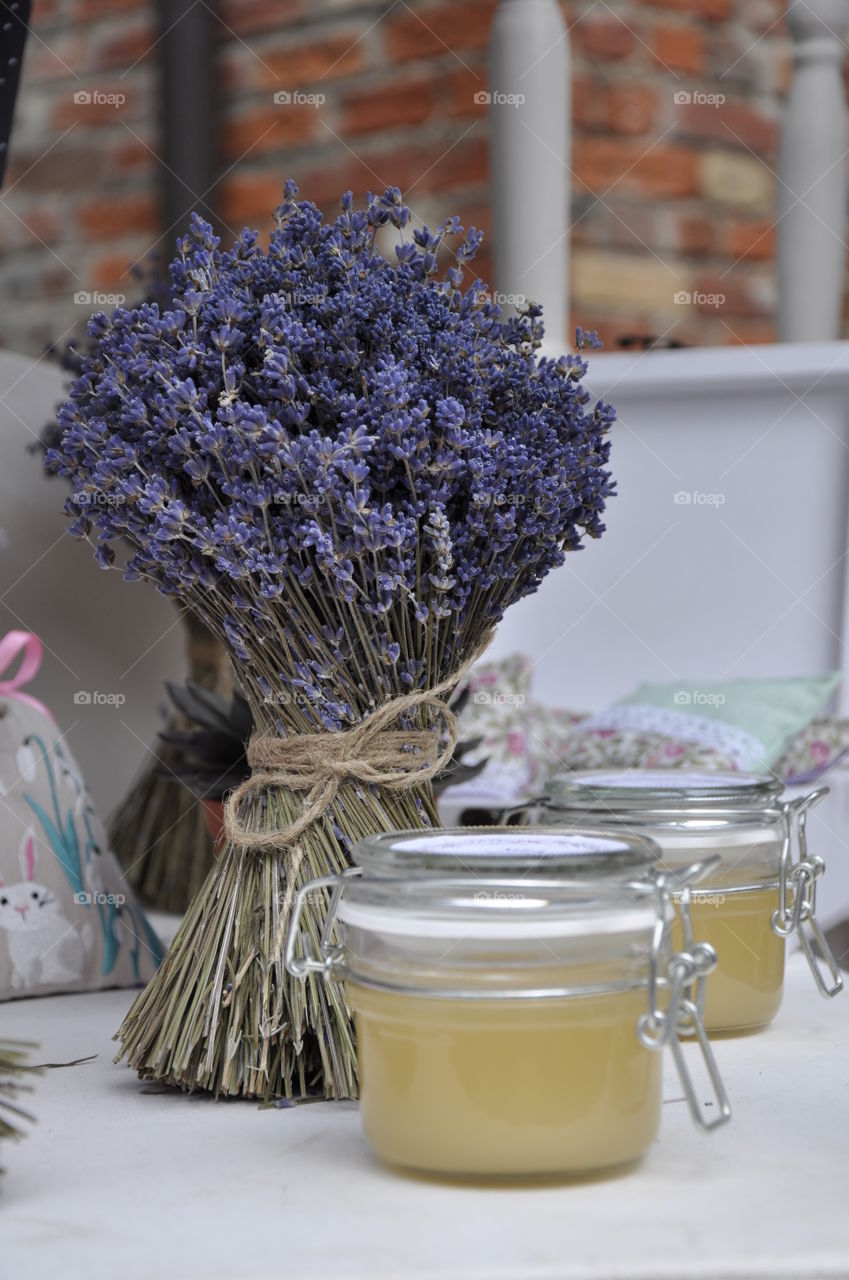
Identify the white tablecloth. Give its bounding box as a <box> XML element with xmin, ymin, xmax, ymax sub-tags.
<box><xmin>2</xmin><ymin>952</ymin><xmax>848</xmax><ymax>1280</ymax></box>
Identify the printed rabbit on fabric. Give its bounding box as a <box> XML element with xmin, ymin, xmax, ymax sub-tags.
<box><xmin>0</xmin><ymin>635</ymin><xmax>162</xmax><ymax>1000</ymax></box>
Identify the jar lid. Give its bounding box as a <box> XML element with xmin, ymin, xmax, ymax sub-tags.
<box><xmin>547</xmin><ymin>769</ymin><xmax>783</xmax><ymax>812</ymax></box>
<box><xmin>352</xmin><ymin>825</ymin><xmax>660</xmax><ymax>879</ymax></box>
<box><xmin>336</xmin><ymin>875</ymin><xmax>663</xmax><ymax>943</ymax></box>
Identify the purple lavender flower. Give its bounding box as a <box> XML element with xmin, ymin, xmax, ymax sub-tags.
<box><xmin>48</xmin><ymin>184</ymin><xmax>615</xmax><ymax>729</ymax></box>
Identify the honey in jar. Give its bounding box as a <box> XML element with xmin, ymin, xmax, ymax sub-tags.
<box><xmin>539</xmin><ymin>770</ymin><xmax>842</xmax><ymax>1033</ymax></box>
<box><xmin>285</xmin><ymin>840</ymin><xmax>731</xmax><ymax>1181</ymax></box>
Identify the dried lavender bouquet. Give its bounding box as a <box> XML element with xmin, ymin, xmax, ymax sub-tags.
<box><xmin>48</xmin><ymin>184</ymin><xmax>615</xmax><ymax>1099</ymax></box>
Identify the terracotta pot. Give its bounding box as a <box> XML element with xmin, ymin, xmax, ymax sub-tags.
<box><xmin>201</xmin><ymin>798</ymin><xmax>225</xmax><ymax>849</ymax></box>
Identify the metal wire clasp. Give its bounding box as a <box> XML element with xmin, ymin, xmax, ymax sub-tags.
<box><xmin>284</xmin><ymin>868</ymin><xmax>360</xmax><ymax>979</ymax></box>
<box><xmin>775</xmin><ymin>789</ymin><xmax>843</xmax><ymax>998</ymax></box>
<box><xmin>637</xmin><ymin>912</ymin><xmax>731</xmax><ymax>1131</ymax></box>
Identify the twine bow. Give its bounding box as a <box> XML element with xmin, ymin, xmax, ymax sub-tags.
<box><xmin>222</xmin><ymin>637</ymin><xmax>492</xmax><ymax>851</ymax></box>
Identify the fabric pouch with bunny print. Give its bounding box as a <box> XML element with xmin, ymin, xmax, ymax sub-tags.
<box><xmin>0</xmin><ymin>631</ymin><xmax>163</xmax><ymax>1001</ymax></box>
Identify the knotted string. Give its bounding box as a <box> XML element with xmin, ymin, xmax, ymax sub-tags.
<box><xmin>222</xmin><ymin>634</ymin><xmax>493</xmax><ymax>851</ymax></box>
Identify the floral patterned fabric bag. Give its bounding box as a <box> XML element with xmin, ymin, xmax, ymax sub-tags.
<box><xmin>0</xmin><ymin>631</ymin><xmax>162</xmax><ymax>1000</ymax></box>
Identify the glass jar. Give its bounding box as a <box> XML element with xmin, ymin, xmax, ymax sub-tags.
<box><xmin>536</xmin><ymin>770</ymin><xmax>844</xmax><ymax>1034</ymax></box>
<box><xmin>285</xmin><ymin>831</ymin><xmax>730</xmax><ymax>1180</ymax></box>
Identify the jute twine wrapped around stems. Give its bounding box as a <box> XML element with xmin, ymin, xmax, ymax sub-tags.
<box><xmin>220</xmin><ymin>644</ymin><xmax>490</xmax><ymax>993</ymax></box>
<box><xmin>222</xmin><ymin>662</ymin><xmax>476</xmax><ymax>851</ymax></box>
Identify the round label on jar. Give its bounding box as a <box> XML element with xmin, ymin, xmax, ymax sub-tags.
<box><xmin>396</xmin><ymin>832</ymin><xmax>629</xmax><ymax>858</ymax></box>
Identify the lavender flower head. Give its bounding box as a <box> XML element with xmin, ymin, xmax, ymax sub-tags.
<box><xmin>48</xmin><ymin>183</ymin><xmax>615</xmax><ymax>729</ymax></box>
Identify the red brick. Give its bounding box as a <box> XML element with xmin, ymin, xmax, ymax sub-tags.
<box><xmin>0</xmin><ymin>204</ymin><xmax>63</xmax><ymax>251</ymax></box>
<box><xmin>420</xmin><ymin>135</ymin><xmax>489</xmax><ymax>191</ymax></box>
<box><xmin>722</xmin><ymin>218</ymin><xmax>776</xmax><ymax>262</ymax></box>
<box><xmin>635</xmin><ymin>0</ymin><xmax>733</xmax><ymax>19</ymax></box>
<box><xmin>676</xmin><ymin>213</ymin><xmax>714</xmax><ymax>254</ymax></box>
<box><xmin>96</xmin><ymin>24</ymin><xmax>156</xmax><ymax>69</ymax></box>
<box><xmin>219</xmin><ymin>173</ymin><xmax>287</xmax><ymax>227</ymax></box>
<box><xmin>77</xmin><ymin>193</ymin><xmax>159</xmax><ymax>237</ymax></box>
<box><xmin>257</xmin><ymin>34</ymin><xmax>367</xmax><ymax>89</ymax></box>
<box><xmin>218</xmin><ymin>0</ymin><xmax>303</xmax><ymax>36</ymax></box>
<box><xmin>341</xmin><ymin>79</ymin><xmax>436</xmax><ymax>135</ymax></box>
<box><xmin>71</xmin><ymin>0</ymin><xmax>148</xmax><ymax>20</ymax></box>
<box><xmin>574</xmin><ymin>138</ymin><xmax>700</xmax><ymax>199</ymax></box>
<box><xmin>6</xmin><ymin>146</ymin><xmax>106</xmax><ymax>192</ymax></box>
<box><xmin>222</xmin><ymin>104</ymin><xmax>319</xmax><ymax>159</ymax></box>
<box><xmin>385</xmin><ymin>0</ymin><xmax>496</xmax><ymax>62</ymax></box>
<box><xmin>674</xmin><ymin>98</ymin><xmax>778</xmax><ymax>153</ymax></box>
<box><xmin>91</xmin><ymin>251</ymin><xmax>141</xmax><ymax>291</ymax></box>
<box><xmin>31</xmin><ymin>0</ymin><xmax>66</xmax><ymax>23</ymax></box>
<box><xmin>692</xmin><ymin>273</ymin><xmax>771</xmax><ymax>318</ymax></box>
<box><xmin>112</xmin><ymin>136</ymin><xmax>155</xmax><ymax>173</ymax></box>
<box><xmin>572</xmin><ymin>75</ymin><xmax>608</xmax><ymax>131</ymax></box>
<box><xmin>431</xmin><ymin>67</ymin><xmax>490</xmax><ymax>120</ymax></box>
<box><xmin>444</xmin><ymin>198</ymin><xmax>492</xmax><ymax>239</ymax></box>
<box><xmin>573</xmin><ymin>17</ymin><xmax>638</xmax><ymax>60</ymax></box>
<box><xmin>652</xmin><ymin>24</ymin><xmax>705</xmax><ymax>73</ymax></box>
<box><xmin>24</xmin><ymin>37</ymin><xmax>86</xmax><ymax>82</ymax></box>
<box><xmin>281</xmin><ymin>134</ymin><xmax>489</xmax><ymax>214</ymax></box>
<box><xmin>608</xmin><ymin>84</ymin><xmax>658</xmax><ymax>134</ymax></box>
<box><xmin>51</xmin><ymin>91</ymin><xmax>133</xmax><ymax>130</ymax></box>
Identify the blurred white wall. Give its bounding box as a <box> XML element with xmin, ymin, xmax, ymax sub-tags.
<box><xmin>0</xmin><ymin>349</ymin><xmax>186</xmax><ymax>818</ymax></box>
<box><xmin>489</xmin><ymin>341</ymin><xmax>849</xmax><ymax>713</ymax></box>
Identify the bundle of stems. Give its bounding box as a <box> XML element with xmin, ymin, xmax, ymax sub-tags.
<box><xmin>118</xmin><ymin>729</ymin><xmax>435</xmax><ymax>1098</ymax></box>
<box><xmin>116</xmin><ymin>606</ymin><xmax>461</xmax><ymax>1099</ymax></box>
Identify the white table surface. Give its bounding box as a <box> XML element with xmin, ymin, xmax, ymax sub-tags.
<box><xmin>2</xmin><ymin>952</ymin><xmax>848</xmax><ymax>1280</ymax></box>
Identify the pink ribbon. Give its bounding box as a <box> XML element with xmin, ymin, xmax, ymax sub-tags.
<box><xmin>0</xmin><ymin>631</ymin><xmax>54</xmax><ymax>722</ymax></box>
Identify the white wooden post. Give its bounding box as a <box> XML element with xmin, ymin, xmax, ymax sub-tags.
<box><xmin>778</xmin><ymin>0</ymin><xmax>849</xmax><ymax>342</ymax></box>
<box><xmin>489</xmin><ymin>0</ymin><xmax>570</xmax><ymax>355</ymax></box>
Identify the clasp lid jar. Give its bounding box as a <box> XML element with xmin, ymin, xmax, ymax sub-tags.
<box><xmin>540</xmin><ymin>769</ymin><xmax>844</xmax><ymax>1011</ymax></box>
<box><xmin>285</xmin><ymin>854</ymin><xmax>731</xmax><ymax>1179</ymax></box>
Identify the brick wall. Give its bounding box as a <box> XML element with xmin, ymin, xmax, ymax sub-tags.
<box><xmin>1</xmin><ymin>0</ymin><xmax>803</xmax><ymax>358</ymax></box>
